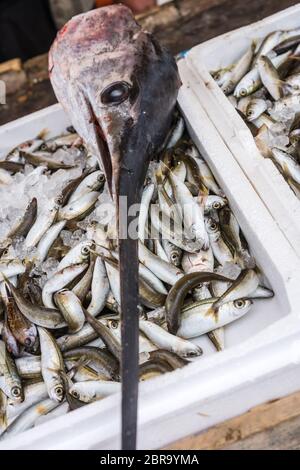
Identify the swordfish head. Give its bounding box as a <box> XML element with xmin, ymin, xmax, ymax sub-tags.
<box><xmin>49</xmin><ymin>4</ymin><xmax>180</xmax><ymax>201</ymax></box>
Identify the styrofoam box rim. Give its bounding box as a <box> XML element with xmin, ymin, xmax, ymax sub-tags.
<box><xmin>1</xmin><ymin>99</ymin><xmax>300</xmax><ymax>449</ymax></box>
<box><xmin>185</xmin><ymin>4</ymin><xmax>300</xmax><ymax>258</ymax></box>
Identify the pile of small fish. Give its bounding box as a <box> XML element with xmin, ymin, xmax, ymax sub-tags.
<box><xmin>211</xmin><ymin>28</ymin><xmax>300</xmax><ymax>198</ymax></box>
<box><xmin>0</xmin><ymin>114</ymin><xmax>273</xmax><ymax>441</ymax></box>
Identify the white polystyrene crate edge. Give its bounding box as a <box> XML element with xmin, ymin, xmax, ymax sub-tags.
<box><xmin>0</xmin><ymin>100</ymin><xmax>300</xmax><ymax>448</ymax></box>
<box><xmin>0</xmin><ymin>103</ymin><xmax>69</xmax><ymax>159</ymax></box>
<box><xmin>184</xmin><ymin>5</ymin><xmax>300</xmax><ymax>255</ymax></box>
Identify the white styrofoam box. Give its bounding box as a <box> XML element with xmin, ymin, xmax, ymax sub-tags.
<box><xmin>184</xmin><ymin>4</ymin><xmax>300</xmax><ymax>258</ymax></box>
<box><xmin>1</xmin><ymin>98</ymin><xmax>300</xmax><ymax>450</ymax></box>
<box><xmin>0</xmin><ymin>104</ymin><xmax>70</xmax><ymax>160</ymax></box>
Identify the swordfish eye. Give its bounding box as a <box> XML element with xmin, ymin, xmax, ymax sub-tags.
<box><xmin>101</xmin><ymin>81</ymin><xmax>131</xmax><ymax>106</ymax></box>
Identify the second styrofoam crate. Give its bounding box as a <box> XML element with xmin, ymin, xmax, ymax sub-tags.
<box><xmin>184</xmin><ymin>4</ymin><xmax>300</xmax><ymax>258</ymax></box>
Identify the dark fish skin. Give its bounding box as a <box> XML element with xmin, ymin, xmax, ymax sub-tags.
<box><xmin>139</xmin><ymin>278</ymin><xmax>166</xmax><ymax>309</ymax></box>
<box><xmin>7</xmin><ymin>198</ymin><xmax>37</xmax><ymax>241</ymax></box>
<box><xmin>2</xmin><ymin>321</ymin><xmax>21</xmax><ymax>357</ymax></box>
<box><xmin>5</xmin><ymin>289</ymin><xmax>38</xmax><ymax>350</ymax></box>
<box><xmin>0</xmin><ymin>162</ymin><xmax>24</xmax><ymax>173</ymax></box>
<box><xmin>63</xmin><ymin>347</ymin><xmax>119</xmax><ymax>380</ymax></box>
<box><xmin>49</xmin><ymin>4</ymin><xmax>180</xmax><ymax>450</ymax></box>
<box><xmin>27</xmin><ymin>281</ymin><xmax>43</xmax><ymax>306</ymax></box>
<box><xmin>139</xmin><ymin>360</ymin><xmax>172</xmax><ymax>380</ymax></box>
<box><xmin>104</xmin><ymin>256</ymin><xmax>166</xmax><ymax>309</ymax></box>
<box><xmin>18</xmin><ymin>269</ymin><xmax>43</xmax><ymax>307</ymax></box>
<box><xmin>274</xmin><ymin>35</ymin><xmax>300</xmax><ymax>54</ymax></box>
<box><xmin>165</xmin><ymin>272</ymin><xmax>233</xmax><ymax>335</ymax></box>
<box><xmin>59</xmin><ymin>167</ymin><xmax>97</xmax><ymax>206</ymax></box>
<box><xmin>59</xmin><ymin>371</ymin><xmax>86</xmax><ymax>411</ymax></box>
<box><xmin>149</xmin><ymin>349</ymin><xmax>188</xmax><ymax>369</ymax></box>
<box><xmin>20</xmin><ymin>151</ymin><xmax>75</xmax><ymax>171</ymax></box>
<box><xmin>174</xmin><ymin>148</ymin><xmax>209</xmax><ymax>195</ymax></box>
<box><xmin>72</xmin><ymin>257</ymin><xmax>95</xmax><ymax>303</ymax></box>
<box><xmin>83</xmin><ymin>309</ymin><xmax>121</xmax><ymax>362</ymax></box>
<box><xmin>6</xmin><ymin>279</ymin><xmax>66</xmax><ymax>330</ymax></box>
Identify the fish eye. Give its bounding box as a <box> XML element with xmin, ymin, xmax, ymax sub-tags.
<box><xmin>72</xmin><ymin>390</ymin><xmax>80</xmax><ymax>399</ymax></box>
<box><xmin>209</xmin><ymin>221</ymin><xmax>218</xmax><ymax>231</ymax></box>
<box><xmin>81</xmin><ymin>246</ymin><xmax>90</xmax><ymax>257</ymax></box>
<box><xmin>55</xmin><ymin>386</ymin><xmax>64</xmax><ymax>398</ymax></box>
<box><xmin>109</xmin><ymin>320</ymin><xmax>119</xmax><ymax>329</ymax></box>
<box><xmin>55</xmin><ymin>194</ymin><xmax>63</xmax><ymax>205</ymax></box>
<box><xmin>101</xmin><ymin>82</ymin><xmax>130</xmax><ymax>106</ymax></box>
<box><xmin>40</xmin><ymin>143</ymin><xmax>48</xmax><ymax>151</ymax></box>
<box><xmin>186</xmin><ymin>350</ymin><xmax>198</xmax><ymax>358</ymax></box>
<box><xmin>88</xmin><ymin>240</ymin><xmax>96</xmax><ymax>250</ymax></box>
<box><xmin>11</xmin><ymin>386</ymin><xmax>21</xmax><ymax>398</ymax></box>
<box><xmin>247</xmin><ymin>109</ymin><xmax>253</xmax><ymax>116</ymax></box>
<box><xmin>25</xmin><ymin>337</ymin><xmax>33</xmax><ymax>347</ymax></box>
<box><xmin>212</xmin><ymin>202</ymin><xmax>221</xmax><ymax>210</ymax></box>
<box><xmin>98</xmin><ymin>173</ymin><xmax>106</xmax><ymax>183</ymax></box>
<box><xmin>240</xmin><ymin>89</ymin><xmax>247</xmax><ymax>97</ymax></box>
<box><xmin>234</xmin><ymin>299</ymin><xmax>246</xmax><ymax>309</ymax></box>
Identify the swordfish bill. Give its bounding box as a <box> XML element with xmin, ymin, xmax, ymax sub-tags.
<box><xmin>49</xmin><ymin>4</ymin><xmax>180</xmax><ymax>449</ymax></box>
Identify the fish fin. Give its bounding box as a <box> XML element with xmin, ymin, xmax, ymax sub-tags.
<box><xmin>58</xmin><ymin>369</ymin><xmax>74</xmax><ymax>389</ymax></box>
<box><xmin>67</xmin><ymin>356</ymin><xmax>92</xmax><ymax>379</ymax></box>
<box><xmin>0</xmin><ymin>412</ymin><xmax>7</xmax><ymax>430</ymax></box>
<box><xmin>205</xmin><ymin>306</ymin><xmax>219</xmax><ymax>322</ymax></box>
<box><xmin>37</xmin><ymin>128</ymin><xmax>49</xmax><ymax>140</ymax></box>
<box><xmin>255</xmin><ymin>127</ymin><xmax>273</xmax><ymax>158</ymax></box>
<box><xmin>207</xmin><ymin>330</ymin><xmax>224</xmax><ymax>352</ymax></box>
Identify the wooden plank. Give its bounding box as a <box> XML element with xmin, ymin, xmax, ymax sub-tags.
<box><xmin>225</xmin><ymin>415</ymin><xmax>300</xmax><ymax>450</ymax></box>
<box><xmin>165</xmin><ymin>391</ymin><xmax>300</xmax><ymax>450</ymax></box>
<box><xmin>0</xmin><ymin>58</ymin><xmax>22</xmax><ymax>75</ymax></box>
<box><xmin>147</xmin><ymin>0</ymin><xmax>300</xmax><ymax>54</ymax></box>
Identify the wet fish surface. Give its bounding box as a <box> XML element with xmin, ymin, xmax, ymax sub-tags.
<box><xmin>211</xmin><ymin>27</ymin><xmax>300</xmax><ymax>198</ymax></box>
